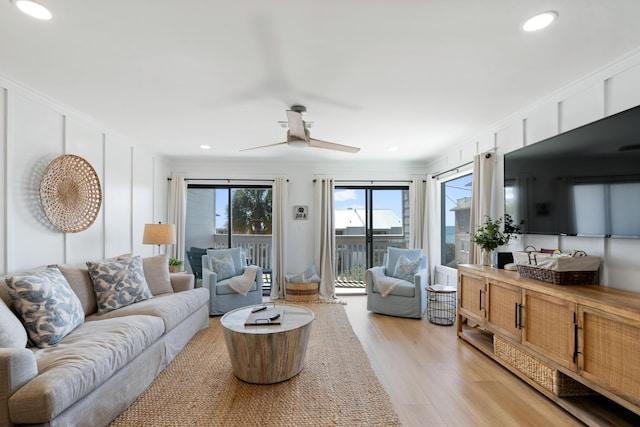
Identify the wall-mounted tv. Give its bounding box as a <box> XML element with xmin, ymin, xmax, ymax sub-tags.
<box><xmin>504</xmin><ymin>104</ymin><xmax>640</xmax><ymax>238</ymax></box>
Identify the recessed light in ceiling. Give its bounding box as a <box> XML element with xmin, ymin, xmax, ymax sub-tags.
<box><xmin>12</xmin><ymin>0</ymin><xmax>53</xmax><ymax>20</ymax></box>
<box><xmin>387</xmin><ymin>147</ymin><xmax>398</xmax><ymax>152</ymax></box>
<box><xmin>200</xmin><ymin>145</ymin><xmax>211</xmax><ymax>150</ymax></box>
<box><xmin>523</xmin><ymin>11</ymin><xmax>557</xmax><ymax>32</ymax></box>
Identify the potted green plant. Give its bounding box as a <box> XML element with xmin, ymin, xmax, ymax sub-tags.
<box><xmin>472</xmin><ymin>214</ymin><xmax>517</xmax><ymax>266</ymax></box>
<box><xmin>168</xmin><ymin>257</ymin><xmax>183</xmax><ymax>273</ymax></box>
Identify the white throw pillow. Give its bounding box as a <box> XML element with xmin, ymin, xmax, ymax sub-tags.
<box><xmin>210</xmin><ymin>254</ymin><xmax>236</xmax><ymax>281</ymax></box>
<box><xmin>0</xmin><ymin>297</ymin><xmax>28</xmax><ymax>348</ymax></box>
<box><xmin>392</xmin><ymin>255</ymin><xmax>421</xmax><ymax>281</ymax></box>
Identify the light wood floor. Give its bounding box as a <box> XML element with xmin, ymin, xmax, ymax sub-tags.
<box><xmin>341</xmin><ymin>295</ymin><xmax>583</xmax><ymax>427</ymax></box>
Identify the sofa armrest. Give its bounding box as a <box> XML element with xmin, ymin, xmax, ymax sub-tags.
<box><xmin>170</xmin><ymin>273</ymin><xmax>195</xmax><ymax>292</ymax></box>
<box><xmin>0</xmin><ymin>348</ymin><xmax>37</xmax><ymax>425</ymax></box>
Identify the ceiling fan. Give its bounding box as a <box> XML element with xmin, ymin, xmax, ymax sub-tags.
<box><xmin>240</xmin><ymin>105</ymin><xmax>360</xmax><ymax>153</ymax></box>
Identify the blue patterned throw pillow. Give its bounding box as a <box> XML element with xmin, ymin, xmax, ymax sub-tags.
<box><xmin>86</xmin><ymin>256</ymin><xmax>153</xmax><ymax>314</ymax></box>
<box><xmin>286</xmin><ymin>265</ymin><xmax>321</xmax><ymax>283</ymax></box>
<box><xmin>6</xmin><ymin>267</ymin><xmax>85</xmax><ymax>348</ymax></box>
<box><xmin>392</xmin><ymin>255</ymin><xmax>421</xmax><ymax>281</ymax></box>
<box><xmin>210</xmin><ymin>254</ymin><xmax>236</xmax><ymax>281</ymax></box>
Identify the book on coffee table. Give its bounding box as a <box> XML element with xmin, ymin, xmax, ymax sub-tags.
<box><xmin>244</xmin><ymin>306</ymin><xmax>285</xmax><ymax>326</ymax></box>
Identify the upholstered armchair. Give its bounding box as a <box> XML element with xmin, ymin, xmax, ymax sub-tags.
<box><xmin>201</xmin><ymin>247</ymin><xmax>263</xmax><ymax>315</ymax></box>
<box><xmin>365</xmin><ymin>247</ymin><xmax>428</xmax><ymax>319</ymax></box>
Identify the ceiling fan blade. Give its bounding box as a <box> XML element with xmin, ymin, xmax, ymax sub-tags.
<box><xmin>240</xmin><ymin>142</ymin><xmax>287</xmax><ymax>152</ymax></box>
<box><xmin>308</xmin><ymin>138</ymin><xmax>360</xmax><ymax>153</ymax></box>
<box><xmin>286</xmin><ymin>110</ymin><xmax>307</xmax><ymax>140</ymax></box>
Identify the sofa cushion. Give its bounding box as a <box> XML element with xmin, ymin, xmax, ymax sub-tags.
<box><xmin>56</xmin><ymin>263</ymin><xmax>98</xmax><ymax>317</ymax></box>
<box><xmin>0</xmin><ymin>297</ymin><xmax>27</xmax><ymax>348</ymax></box>
<box><xmin>209</xmin><ymin>254</ymin><xmax>236</xmax><ymax>281</ymax></box>
<box><xmin>56</xmin><ymin>253</ymin><xmax>132</xmax><ymax>316</ymax></box>
<box><xmin>5</xmin><ymin>268</ymin><xmax>85</xmax><ymax>348</ymax></box>
<box><xmin>372</xmin><ymin>279</ymin><xmax>416</xmax><ymax>297</ymax></box>
<box><xmin>85</xmin><ymin>287</ymin><xmax>209</xmax><ymax>332</ymax></box>
<box><xmin>87</xmin><ymin>256</ymin><xmax>153</xmax><ymax>314</ymax></box>
<box><xmin>392</xmin><ymin>255</ymin><xmax>421</xmax><ymax>281</ymax></box>
<box><xmin>142</xmin><ymin>254</ymin><xmax>174</xmax><ymax>295</ymax></box>
<box><xmin>8</xmin><ymin>315</ymin><xmax>164</xmax><ymax>424</ymax></box>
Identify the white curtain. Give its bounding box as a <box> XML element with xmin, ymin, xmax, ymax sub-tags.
<box><xmin>469</xmin><ymin>153</ymin><xmax>495</xmax><ymax>264</ymax></box>
<box><xmin>314</xmin><ymin>178</ymin><xmax>336</xmax><ymax>299</ymax></box>
<box><xmin>168</xmin><ymin>174</ymin><xmax>187</xmax><ymax>261</ymax></box>
<box><xmin>409</xmin><ymin>178</ymin><xmax>427</xmax><ymax>252</ymax></box>
<box><xmin>271</xmin><ymin>177</ymin><xmax>288</xmax><ymax>299</ymax></box>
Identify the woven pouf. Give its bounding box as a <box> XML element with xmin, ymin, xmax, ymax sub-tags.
<box><xmin>285</xmin><ymin>281</ymin><xmax>319</xmax><ymax>302</ymax></box>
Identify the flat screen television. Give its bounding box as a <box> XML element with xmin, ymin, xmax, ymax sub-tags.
<box><xmin>504</xmin><ymin>104</ymin><xmax>640</xmax><ymax>238</ymax></box>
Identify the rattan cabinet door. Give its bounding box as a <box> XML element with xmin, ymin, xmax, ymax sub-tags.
<box><xmin>487</xmin><ymin>280</ymin><xmax>522</xmax><ymax>342</ymax></box>
<box><xmin>579</xmin><ymin>306</ymin><xmax>640</xmax><ymax>407</ymax></box>
<box><xmin>522</xmin><ymin>290</ymin><xmax>577</xmax><ymax>371</ymax></box>
<box><xmin>458</xmin><ymin>272</ymin><xmax>486</xmax><ymax>324</ymax></box>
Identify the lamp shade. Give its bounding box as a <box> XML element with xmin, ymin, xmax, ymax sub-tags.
<box><xmin>142</xmin><ymin>223</ymin><xmax>176</xmax><ymax>245</ymax></box>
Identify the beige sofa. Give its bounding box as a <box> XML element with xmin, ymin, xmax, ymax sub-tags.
<box><xmin>0</xmin><ymin>254</ymin><xmax>210</xmax><ymax>427</ymax></box>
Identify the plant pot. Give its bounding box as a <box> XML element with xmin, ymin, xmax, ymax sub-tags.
<box><xmin>482</xmin><ymin>249</ymin><xmax>496</xmax><ymax>267</ymax></box>
<box><xmin>169</xmin><ymin>265</ymin><xmax>182</xmax><ymax>273</ymax></box>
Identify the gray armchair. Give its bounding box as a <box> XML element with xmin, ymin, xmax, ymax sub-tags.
<box><xmin>201</xmin><ymin>247</ymin><xmax>263</xmax><ymax>315</ymax></box>
<box><xmin>365</xmin><ymin>247</ymin><xmax>428</xmax><ymax>319</ymax></box>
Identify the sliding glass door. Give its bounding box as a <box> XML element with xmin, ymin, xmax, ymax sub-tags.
<box><xmin>334</xmin><ymin>186</ymin><xmax>409</xmax><ymax>286</ymax></box>
<box><xmin>185</xmin><ymin>185</ymin><xmax>273</xmax><ymax>273</ymax></box>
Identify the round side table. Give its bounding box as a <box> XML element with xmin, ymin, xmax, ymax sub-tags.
<box><xmin>426</xmin><ymin>285</ymin><xmax>457</xmax><ymax>326</ymax></box>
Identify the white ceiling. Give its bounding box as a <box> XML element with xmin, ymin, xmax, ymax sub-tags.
<box><xmin>2</xmin><ymin>1</ymin><xmax>640</xmax><ymax>164</ymax></box>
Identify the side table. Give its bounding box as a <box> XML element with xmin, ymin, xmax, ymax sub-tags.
<box><xmin>426</xmin><ymin>285</ymin><xmax>457</xmax><ymax>326</ymax></box>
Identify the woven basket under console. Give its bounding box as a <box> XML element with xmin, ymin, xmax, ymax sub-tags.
<box><xmin>494</xmin><ymin>336</ymin><xmax>594</xmax><ymax>397</ymax></box>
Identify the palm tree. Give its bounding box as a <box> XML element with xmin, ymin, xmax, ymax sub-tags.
<box><xmin>231</xmin><ymin>189</ymin><xmax>272</xmax><ymax>234</ymax></box>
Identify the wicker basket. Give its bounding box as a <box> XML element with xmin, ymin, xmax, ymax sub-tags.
<box><xmin>515</xmin><ymin>265</ymin><xmax>598</xmax><ymax>285</ymax></box>
<box><xmin>513</xmin><ymin>251</ymin><xmax>599</xmax><ymax>285</ymax></box>
<box><xmin>494</xmin><ymin>336</ymin><xmax>594</xmax><ymax>397</ymax></box>
<box><xmin>39</xmin><ymin>154</ymin><xmax>102</xmax><ymax>233</ymax></box>
<box><xmin>285</xmin><ymin>281</ymin><xmax>319</xmax><ymax>302</ymax></box>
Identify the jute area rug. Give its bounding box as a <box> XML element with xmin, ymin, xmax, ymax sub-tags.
<box><xmin>110</xmin><ymin>302</ymin><xmax>401</xmax><ymax>427</ymax></box>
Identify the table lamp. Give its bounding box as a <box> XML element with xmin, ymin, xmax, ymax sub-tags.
<box><xmin>142</xmin><ymin>222</ymin><xmax>176</xmax><ymax>253</ymax></box>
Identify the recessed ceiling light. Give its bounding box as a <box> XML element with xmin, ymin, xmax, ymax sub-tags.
<box><xmin>12</xmin><ymin>0</ymin><xmax>53</xmax><ymax>20</ymax></box>
<box><xmin>387</xmin><ymin>147</ymin><xmax>398</xmax><ymax>152</ymax></box>
<box><xmin>523</xmin><ymin>11</ymin><xmax>557</xmax><ymax>32</ymax></box>
<box><xmin>200</xmin><ymin>145</ymin><xmax>211</xmax><ymax>150</ymax></box>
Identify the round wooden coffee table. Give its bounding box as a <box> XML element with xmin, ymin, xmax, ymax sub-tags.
<box><xmin>220</xmin><ymin>304</ymin><xmax>314</xmax><ymax>384</ymax></box>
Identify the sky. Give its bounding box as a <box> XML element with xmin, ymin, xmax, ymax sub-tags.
<box><xmin>334</xmin><ymin>188</ymin><xmax>403</xmax><ymax>218</ymax></box>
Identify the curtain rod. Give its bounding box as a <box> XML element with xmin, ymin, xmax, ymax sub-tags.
<box><xmin>432</xmin><ymin>150</ymin><xmax>495</xmax><ymax>179</ymax></box>
<box><xmin>312</xmin><ymin>179</ymin><xmax>424</xmax><ymax>183</ymax></box>
<box><xmin>432</xmin><ymin>160</ymin><xmax>474</xmax><ymax>179</ymax></box>
<box><xmin>168</xmin><ymin>178</ymin><xmax>281</xmax><ymax>182</ymax></box>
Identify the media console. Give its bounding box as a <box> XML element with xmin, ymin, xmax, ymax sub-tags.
<box><xmin>457</xmin><ymin>264</ymin><xmax>640</xmax><ymax>426</ymax></box>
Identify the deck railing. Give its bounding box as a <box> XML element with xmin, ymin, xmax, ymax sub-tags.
<box><xmin>335</xmin><ymin>236</ymin><xmax>408</xmax><ymax>284</ymax></box>
<box><xmin>199</xmin><ymin>234</ymin><xmax>409</xmax><ymax>287</ymax></box>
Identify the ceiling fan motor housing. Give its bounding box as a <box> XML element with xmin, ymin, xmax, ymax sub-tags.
<box><xmin>290</xmin><ymin>104</ymin><xmax>307</xmax><ymax>114</ymax></box>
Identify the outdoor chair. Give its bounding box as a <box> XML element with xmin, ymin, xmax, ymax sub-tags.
<box><xmin>202</xmin><ymin>247</ymin><xmax>263</xmax><ymax>315</ymax></box>
<box><xmin>186</xmin><ymin>247</ymin><xmax>207</xmax><ymax>283</ymax></box>
<box><xmin>365</xmin><ymin>247</ymin><xmax>428</xmax><ymax>319</ymax></box>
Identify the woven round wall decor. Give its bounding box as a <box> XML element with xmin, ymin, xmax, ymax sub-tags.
<box><xmin>39</xmin><ymin>154</ymin><xmax>102</xmax><ymax>233</ymax></box>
